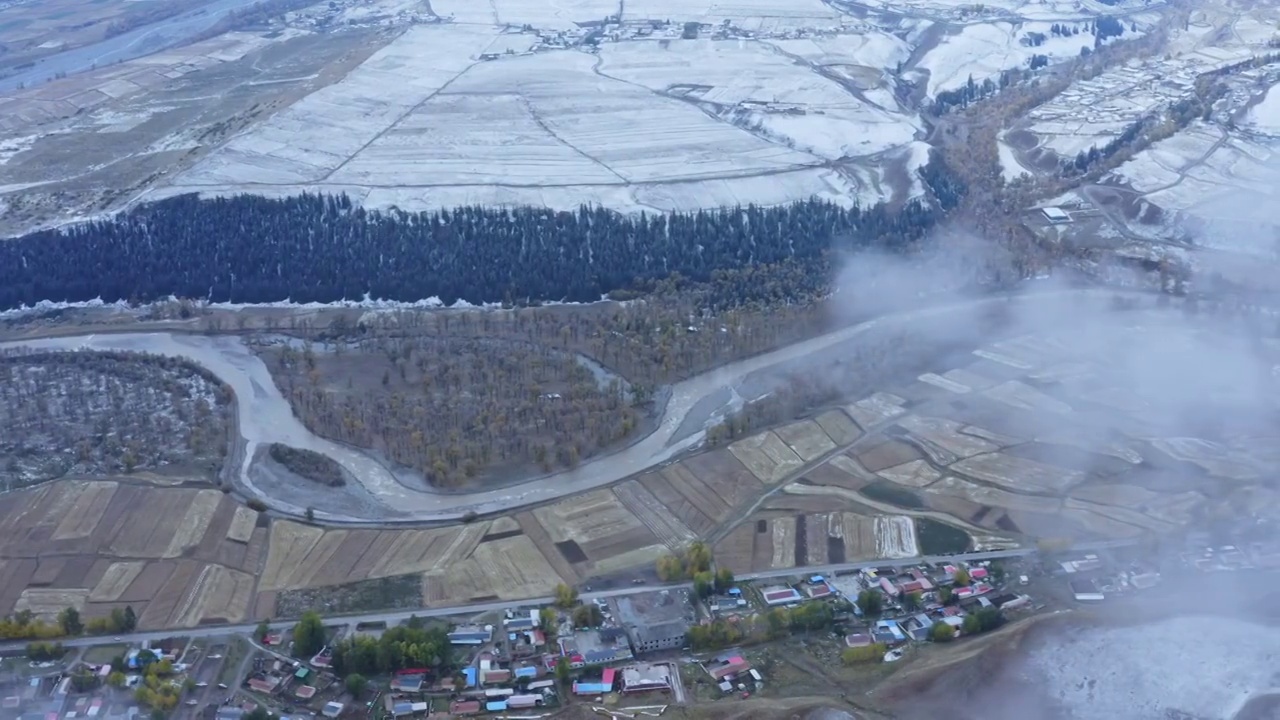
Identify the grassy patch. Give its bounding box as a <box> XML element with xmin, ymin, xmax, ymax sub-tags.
<box><xmin>268</xmin><ymin>443</ymin><xmax>345</xmax><ymax>487</ymax></box>
<box><xmin>0</xmin><ymin>657</ymin><xmax>57</xmax><ymax>678</ymax></box>
<box><xmin>915</xmin><ymin>518</ymin><xmax>971</xmax><ymax>555</ymax></box>
<box><xmin>82</xmin><ymin>643</ymin><xmax>130</xmax><ymax>665</ymax></box>
<box><xmin>859</xmin><ymin>481</ymin><xmax>925</xmax><ymax>510</ymax></box>
<box><xmin>275</xmin><ymin>573</ymin><xmax>421</xmax><ymax>618</ymax></box>
<box><xmin>216</xmin><ymin>638</ymin><xmax>248</xmax><ymax>687</ymax></box>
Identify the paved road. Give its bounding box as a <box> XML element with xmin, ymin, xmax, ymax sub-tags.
<box><xmin>0</xmin><ymin>541</ymin><xmax>1135</xmax><ymax>655</ymax></box>
<box><xmin>0</xmin><ymin>287</ymin><xmax>1139</xmax><ymax>525</ymax></box>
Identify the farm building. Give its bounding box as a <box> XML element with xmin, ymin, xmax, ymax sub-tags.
<box><xmin>390</xmin><ymin>671</ymin><xmax>426</xmax><ymax>692</ymax></box>
<box><xmin>449</xmin><ymin>700</ymin><xmax>480</xmax><ymax>716</ymax></box>
<box><xmin>448</xmin><ymin>626</ymin><xmax>493</xmax><ymax>646</ymax></box>
<box><xmin>573</xmin><ymin>668</ymin><xmax>616</xmax><ymax>696</ymax></box>
<box><xmin>878</xmin><ymin>577</ymin><xmax>899</xmax><ymax>597</ymax></box>
<box><xmin>803</xmin><ymin>576</ymin><xmax>833</xmax><ymax>599</ymax></box>
<box><xmin>898</xmin><ymin>578</ymin><xmax>933</xmax><ymax>594</ymax></box>
<box><xmin>1041</xmin><ymin>207</ymin><xmax>1071</xmax><ymax>223</ymax></box>
<box><xmin>615</xmin><ymin>591</ymin><xmax>692</xmax><ymax>654</ymax></box>
<box><xmin>621</xmin><ymin>663</ymin><xmax>671</xmax><ymax>693</ymax></box>
<box><xmin>507</xmin><ymin>695</ymin><xmax>540</xmax><ymax>709</ymax></box>
<box><xmin>844</xmin><ymin>633</ymin><xmax>872</xmax><ymax>648</ymax></box>
<box><xmin>761</xmin><ymin>586</ymin><xmax>804</xmax><ymax>606</ymax></box>
<box><xmin>705</xmin><ymin>654</ymin><xmax>751</xmax><ymax>681</ymax></box>
<box><xmin>504</xmin><ymin>609</ymin><xmax>540</xmax><ymax>631</ymax></box>
<box><xmin>1070</xmin><ymin>578</ymin><xmax>1105</xmax><ymax>602</ymax></box>
<box><xmin>561</xmin><ymin>627</ymin><xmax>633</xmax><ymax>666</ymax></box>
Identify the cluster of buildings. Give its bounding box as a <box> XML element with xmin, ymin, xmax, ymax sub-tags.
<box><xmin>432</xmin><ymin>593</ymin><xmax>695</xmax><ymax>714</ymax></box>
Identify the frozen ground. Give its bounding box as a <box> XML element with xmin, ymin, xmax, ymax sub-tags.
<box><xmin>158</xmin><ymin>19</ymin><xmax>931</xmax><ymax>212</ymax></box>
<box><xmin>856</xmin><ymin>0</ymin><xmax>1160</xmax><ymax>22</ymax></box>
<box><xmin>1107</xmin><ymin>120</ymin><xmax>1280</xmax><ymax>257</ymax></box>
<box><xmin>1025</xmin><ymin>616</ymin><xmax>1280</xmax><ymax>720</ymax></box>
<box><xmin>1244</xmin><ymin>83</ymin><xmax>1280</xmax><ymax>135</ymax></box>
<box><xmin>918</xmin><ymin>20</ymin><xmax>1102</xmax><ymax>96</ymax></box>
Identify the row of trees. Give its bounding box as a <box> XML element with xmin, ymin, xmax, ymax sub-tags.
<box><xmin>686</xmin><ymin>601</ymin><xmax>838</xmax><ymax>651</ymax></box>
<box><xmin>2</xmin><ymin>605</ymin><xmax>137</xmax><ymax>641</ymax></box>
<box><xmin>0</xmin><ymin>163</ymin><xmax>962</xmax><ymax>311</ymax></box>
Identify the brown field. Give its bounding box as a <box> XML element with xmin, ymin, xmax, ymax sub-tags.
<box><xmin>814</xmin><ymin>409</ymin><xmax>862</xmax><ymax>446</ymax></box>
<box><xmin>894</xmin><ymin>415</ymin><xmax>1001</xmax><ymax>465</ymax></box>
<box><xmin>774</xmin><ymin>420</ymin><xmax>838</xmax><ymax>462</ymax></box>
<box><xmin>533</xmin><ymin>490</ymin><xmax>644</xmax><ymax>546</ymax></box>
<box><xmin>876</xmin><ymin>460</ymin><xmax>943</xmax><ymax>488</ymax></box>
<box><xmin>951</xmin><ymin>452</ymin><xmax>1084</xmax><ymax>494</ymax></box>
<box><xmin>52</xmin><ymin>482</ymin><xmax>119</xmax><ymax>540</ymax></box>
<box><xmin>487</xmin><ymin>516</ymin><xmax>521</xmax><ymax>535</ymax></box>
<box><xmin>258</xmin><ymin>522</ymin><xmax>494</xmax><ymax>593</ymax></box>
<box><xmin>0</xmin><ymin>481</ymin><xmax>273</xmax><ymax>628</ymax></box>
<box><xmin>770</xmin><ymin>516</ymin><xmax>796</xmax><ymax>569</ymax></box>
<box><xmin>171</xmin><ymin>565</ymin><xmax>255</xmax><ymax>627</ymax></box>
<box><xmin>928</xmin><ymin>476</ymin><xmax>1062</xmax><ymax>514</ymax></box>
<box><xmin>854</xmin><ymin>437</ymin><xmax>923</xmax><ymax>473</ymax></box>
<box><xmin>635</xmin><ymin>449</ymin><xmax>764</xmax><ymax>537</ymax></box>
<box><xmin>15</xmin><ymin>588</ymin><xmax>90</xmax><ymax>619</ymax></box>
<box><xmin>1061</xmin><ymin>499</ymin><xmax>1171</xmax><ymax>534</ymax></box>
<box><xmin>804</xmin><ymin>459</ymin><xmax>869</xmax><ymax>490</ymax></box>
<box><xmin>716</xmin><ymin>509</ymin><xmax>891</xmax><ymax>573</ymax></box>
<box><xmin>164</xmin><ymin>490</ymin><xmax>224</xmax><ymax>558</ymax></box>
<box><xmin>427</xmin><ymin>535</ymin><xmax>561</xmax><ymax>605</ymax></box>
<box><xmin>729</xmin><ymin>432</ymin><xmax>805</xmax><ymax>484</ymax></box>
<box><xmin>225</xmin><ymin>507</ymin><xmax>258</xmax><ymax>544</ymax></box>
<box><xmin>844</xmin><ymin>393</ymin><xmax>907</xmax><ymax>429</ymax></box>
<box><xmin>89</xmin><ymin>561</ymin><xmax>145</xmax><ymax>602</ymax></box>
<box><xmin>258</xmin><ymin>522</ymin><xmax>325</xmax><ymax>592</ymax></box>
<box><xmin>612</xmin><ymin>482</ymin><xmax>697</xmax><ymax>549</ymax></box>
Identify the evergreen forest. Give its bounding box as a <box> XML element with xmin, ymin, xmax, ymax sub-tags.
<box><xmin>0</xmin><ymin>154</ymin><xmax>965</xmax><ymax>310</ymax></box>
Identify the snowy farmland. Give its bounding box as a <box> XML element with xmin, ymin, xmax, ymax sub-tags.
<box><xmin>159</xmin><ymin>19</ymin><xmax>935</xmax><ymax>213</ymax></box>
<box><xmin>918</xmin><ymin>21</ymin><xmax>1103</xmax><ymax>96</ymax></box>
<box><xmin>1107</xmin><ymin>120</ymin><xmax>1280</xmax><ymax>257</ymax></box>
<box><xmin>597</xmin><ymin>40</ymin><xmax>921</xmax><ymax>160</ymax></box>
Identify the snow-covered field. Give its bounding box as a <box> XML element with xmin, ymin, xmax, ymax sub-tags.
<box><xmin>856</xmin><ymin>0</ymin><xmax>1159</xmax><ymax>22</ymax></box>
<box><xmin>1244</xmin><ymin>83</ymin><xmax>1280</xmax><ymax>135</ymax></box>
<box><xmin>1109</xmin><ymin>121</ymin><xmax>1280</xmax><ymax>257</ymax></box>
<box><xmin>431</xmin><ymin>0</ymin><xmax>618</xmax><ymax>29</ymax></box>
<box><xmin>918</xmin><ymin>21</ymin><xmax>1102</xmax><ymax>96</ymax></box>
<box><xmin>622</xmin><ymin>0</ymin><xmax>842</xmax><ymax>30</ymax></box>
<box><xmin>160</xmin><ymin>12</ymin><xmax>934</xmax><ymax>212</ymax></box>
<box><xmin>597</xmin><ymin>40</ymin><xmax>920</xmax><ymax>160</ymax></box>
<box><xmin>996</xmin><ymin>131</ymin><xmax>1029</xmax><ymax>183</ymax></box>
<box><xmin>1026</xmin><ymin>57</ymin><xmax>1216</xmax><ymax>158</ymax></box>
<box><xmin>1026</xmin><ymin>616</ymin><xmax>1280</xmax><ymax>720</ymax></box>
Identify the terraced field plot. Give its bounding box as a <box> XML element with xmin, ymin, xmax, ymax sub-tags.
<box><xmin>771</xmin><ymin>319</ymin><xmax>1280</xmax><ymax>550</ymax></box>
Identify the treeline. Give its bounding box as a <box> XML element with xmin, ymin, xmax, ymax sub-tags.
<box><xmin>687</xmin><ymin>602</ymin><xmax>839</xmax><ymax>651</ymax></box>
<box><xmin>331</xmin><ymin>621</ymin><xmax>453</xmax><ymax>676</ymax></box>
<box><xmin>0</xmin><ymin>157</ymin><xmax>963</xmax><ymax>310</ymax></box>
<box><xmin>267</xmin><ymin>443</ymin><xmax>345</xmax><ymax>487</ymax></box>
<box><xmin>1063</xmin><ymin>53</ymin><xmax>1280</xmax><ymax>177</ymax></box>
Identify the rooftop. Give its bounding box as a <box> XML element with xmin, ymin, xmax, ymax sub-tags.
<box><xmin>615</xmin><ymin>590</ymin><xmax>690</xmax><ymax>627</ymax></box>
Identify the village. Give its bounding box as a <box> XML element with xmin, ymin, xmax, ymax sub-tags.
<box><xmin>9</xmin><ymin>529</ymin><xmax>1279</xmax><ymax>720</ymax></box>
